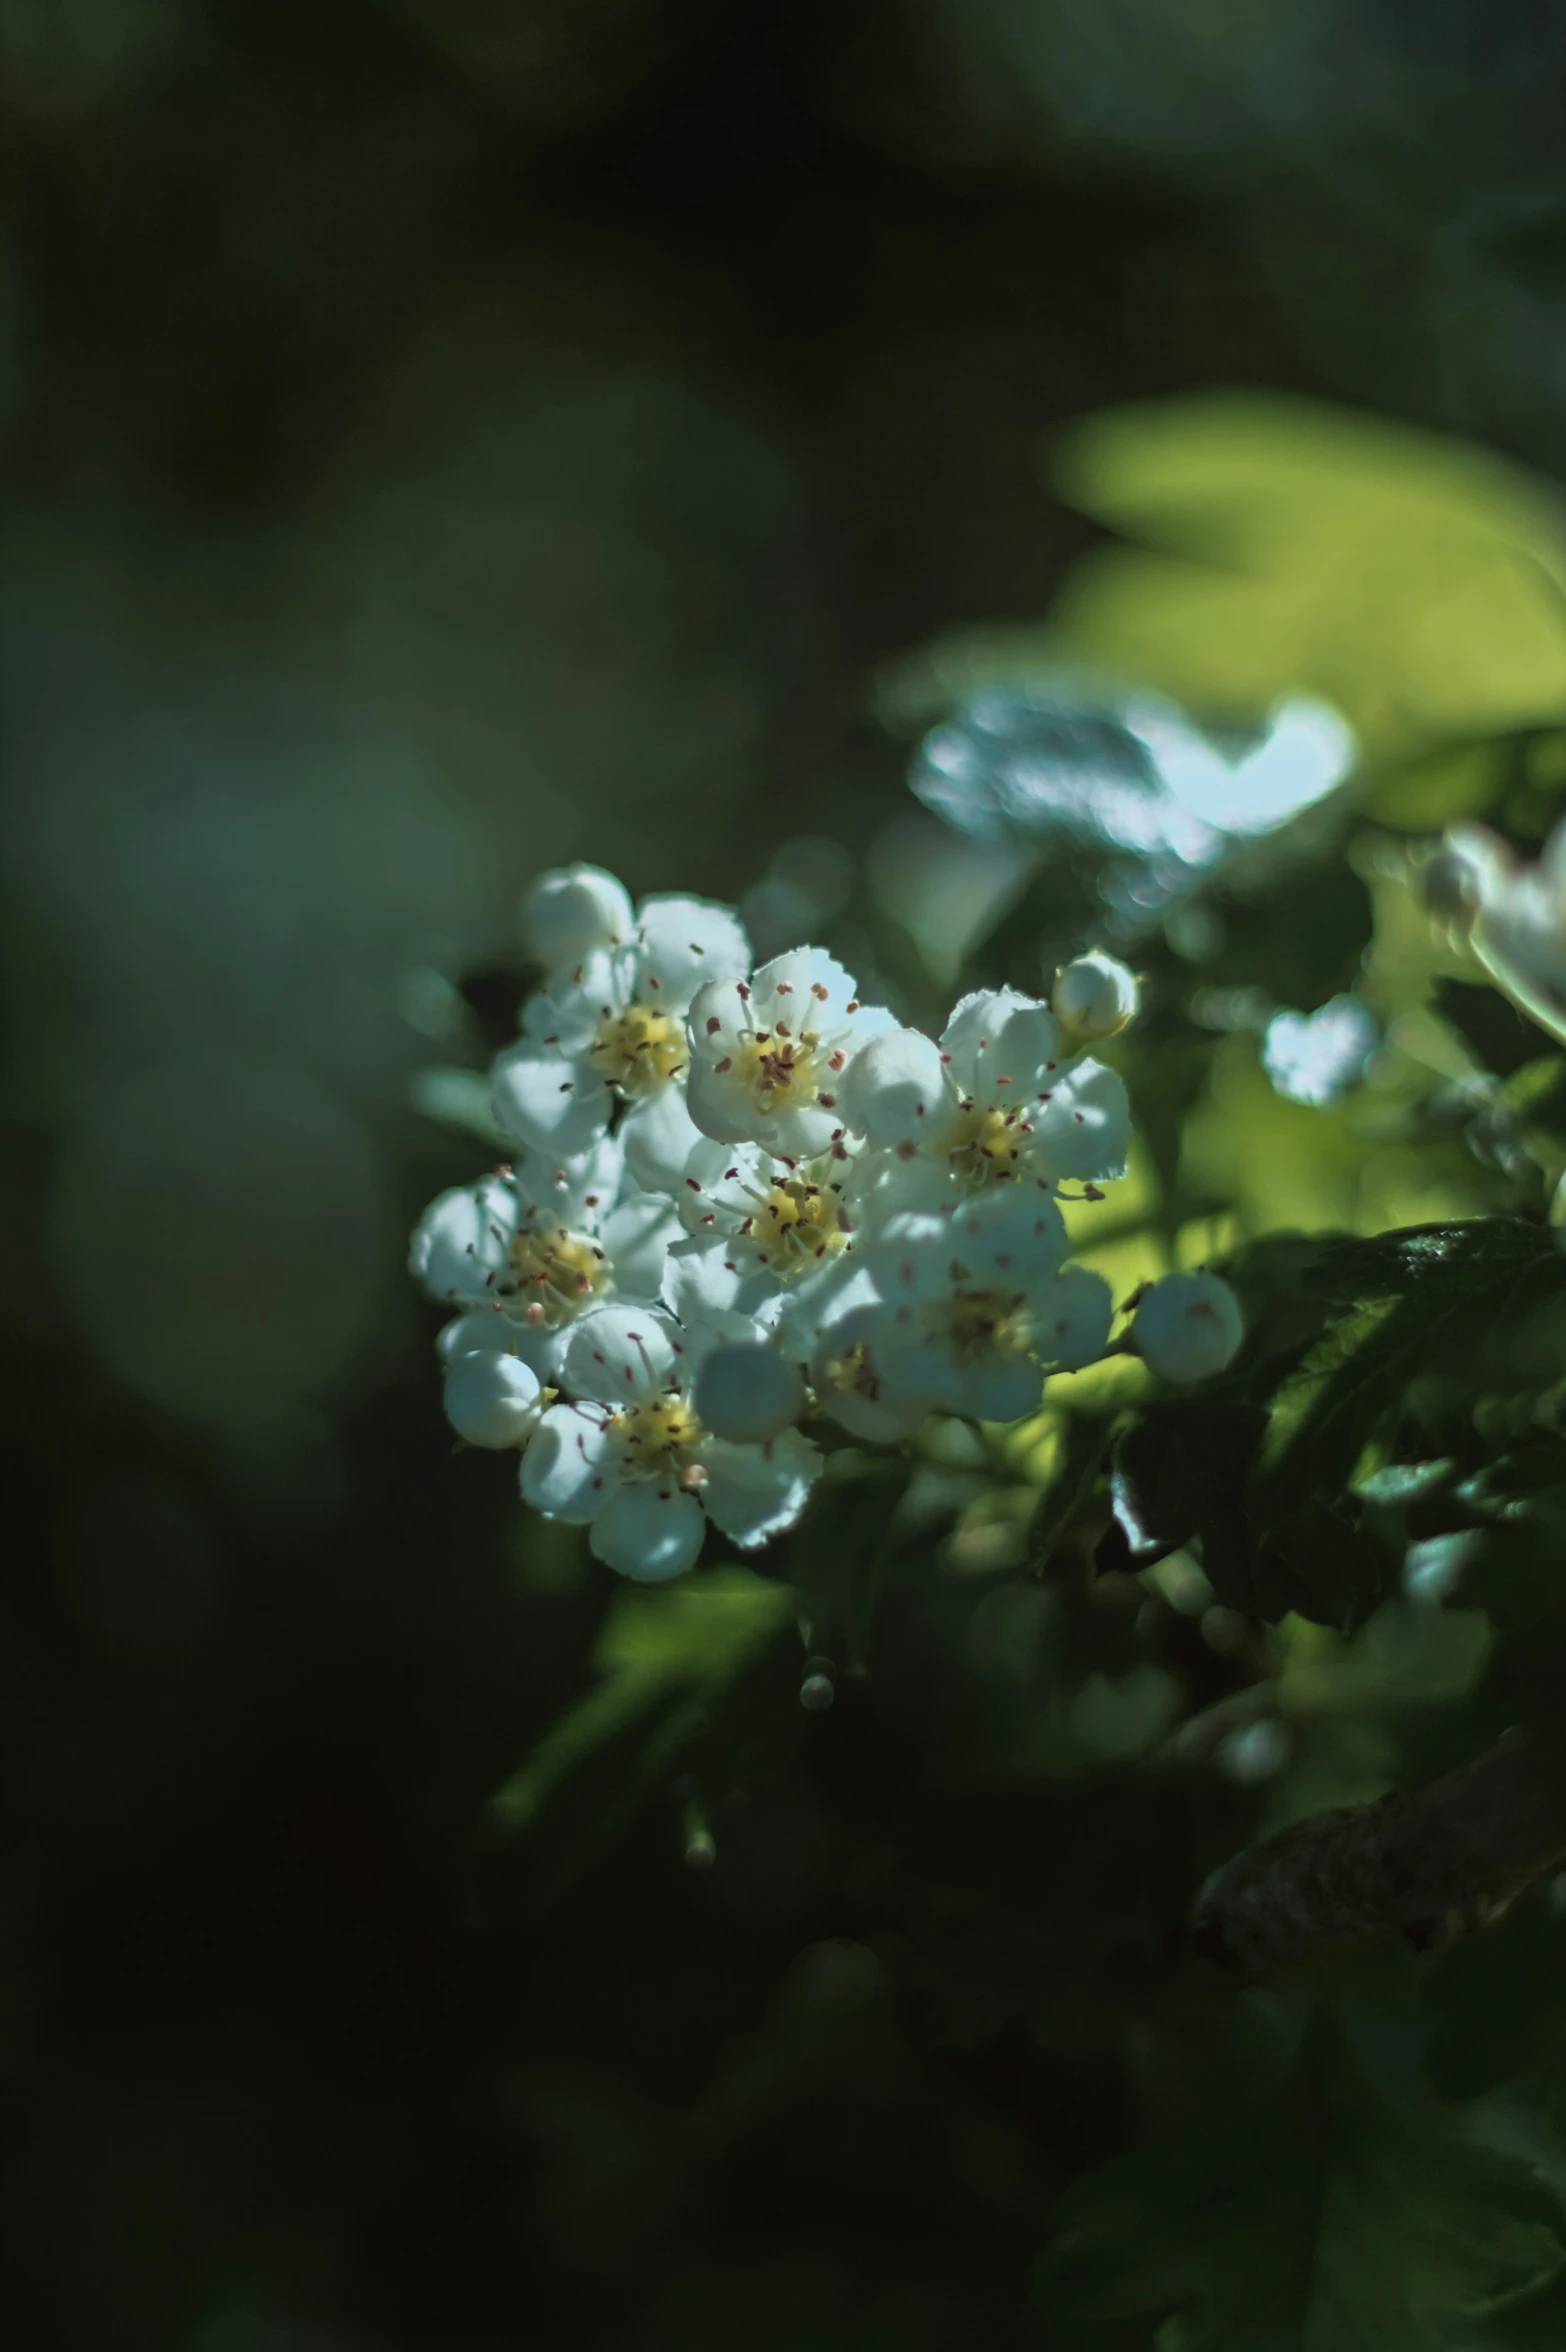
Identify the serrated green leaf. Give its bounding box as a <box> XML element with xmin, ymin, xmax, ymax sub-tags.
<box><xmin>1043</xmin><ymin>2014</ymin><xmax>1564</xmax><ymax>2351</ymax></box>
<box><xmin>1110</xmin><ymin>1223</ymin><xmax>1566</xmax><ymax>1627</ymax></box>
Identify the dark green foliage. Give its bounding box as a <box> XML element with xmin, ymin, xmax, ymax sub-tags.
<box><xmin>23</xmin><ymin>3</ymin><xmax>1566</xmax><ymax>2344</ymax></box>
<box><xmin>1435</xmin><ymin>983</ymin><xmax>1557</xmax><ymax>1081</ymax></box>
<box><xmin>1110</xmin><ymin>1223</ymin><xmax>1566</xmax><ymax>1628</ymax></box>
<box><xmin>1045</xmin><ymin>2014</ymin><xmax>1566</xmax><ymax>2350</ymax></box>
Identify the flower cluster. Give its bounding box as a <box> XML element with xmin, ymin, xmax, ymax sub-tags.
<box><xmin>411</xmin><ymin>865</ymin><xmax>1242</xmax><ymax>1579</ymax></box>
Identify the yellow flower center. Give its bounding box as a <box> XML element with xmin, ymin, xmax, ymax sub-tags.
<box><xmin>817</xmin><ymin>1336</ymin><xmax>883</xmax><ymax>1407</ymax></box>
<box><xmin>941</xmin><ymin>1103</ymin><xmax>1026</xmax><ymax>1188</ymax></box>
<box><xmin>611</xmin><ymin>1394</ymin><xmax>705</xmax><ymax>1476</ymax></box>
<box><xmin>506</xmin><ymin>1223</ymin><xmax>608</xmax><ymax>1325</ymax></box>
<box><xmin>590</xmin><ymin>1003</ymin><xmax>687</xmax><ymax>1096</ymax></box>
<box><xmin>726</xmin><ymin>1026</ymin><xmax>825</xmax><ymax>1116</ymax></box>
<box><xmin>937</xmin><ymin>1282</ymin><xmax>1029</xmax><ymax>1361</ymax></box>
<box><xmin>745</xmin><ymin>1175</ymin><xmax>850</xmax><ymax>1278</ymax></box>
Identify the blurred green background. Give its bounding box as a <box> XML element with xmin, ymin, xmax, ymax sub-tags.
<box><xmin>11</xmin><ymin>4</ymin><xmax>1566</xmax><ymax>2347</ymax></box>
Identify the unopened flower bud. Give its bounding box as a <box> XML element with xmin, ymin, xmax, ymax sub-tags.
<box><xmin>1053</xmin><ymin>951</ymin><xmax>1140</xmax><ymax>1042</ymax></box>
<box><xmin>519</xmin><ymin>863</ymin><xmax>633</xmax><ymax>969</ymax></box>
<box><xmin>443</xmin><ymin>1349</ymin><xmax>546</xmax><ymax>1448</ymax></box>
<box><xmin>1133</xmin><ymin>1271</ymin><xmax>1243</xmax><ymax>1384</ymax></box>
<box><xmin>693</xmin><ymin>1342</ymin><xmax>804</xmax><ymax>1445</ymax></box>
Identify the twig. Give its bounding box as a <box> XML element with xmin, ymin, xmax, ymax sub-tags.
<box><xmin>1187</xmin><ymin>1727</ymin><xmax>1566</xmax><ymax>1981</ymax></box>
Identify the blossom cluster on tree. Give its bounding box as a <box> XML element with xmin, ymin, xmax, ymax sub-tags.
<box><xmin>411</xmin><ymin>866</ymin><xmax>1241</xmax><ymax>1580</ymax></box>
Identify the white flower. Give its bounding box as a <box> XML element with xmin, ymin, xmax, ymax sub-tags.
<box><xmin>443</xmin><ymin>1349</ymin><xmax>548</xmax><ymax>1448</ymax></box>
<box><xmin>693</xmin><ymin>1342</ymin><xmax>804</xmax><ymax>1444</ymax></box>
<box><xmin>663</xmin><ymin>1133</ymin><xmax>861</xmax><ymax>1324</ymax></box>
<box><xmin>1133</xmin><ymin>1271</ymin><xmax>1243</xmax><ymax>1383</ymax></box>
<box><xmin>685</xmin><ymin>948</ymin><xmax>895</xmax><ymax>1158</ymax></box>
<box><xmin>409</xmin><ymin>1139</ymin><xmax>675</xmax><ymax>1378</ymax></box>
<box><xmin>1053</xmin><ymin>951</ymin><xmax>1139</xmax><ymax>1043</ymax></box>
<box><xmin>809</xmin><ymin>1299</ymin><xmax>929</xmax><ymax>1445</ymax></box>
<box><xmin>520</xmin><ymin>864</ymin><xmax>634</xmax><ymax>972</ymax></box>
<box><xmin>493</xmin><ymin>893</ymin><xmax>751</xmax><ymax>1182</ymax></box>
<box><xmin>841</xmin><ymin>987</ymin><xmax>1131</xmax><ymax>1216</ymax></box>
<box><xmin>860</xmin><ymin>1186</ymin><xmax>1109</xmax><ymax>1423</ymax></box>
<box><xmin>522</xmin><ymin>1304</ymin><xmax>822</xmax><ymax>1578</ymax></box>
<box><xmin>1262</xmin><ymin>995</ymin><xmax>1378</xmax><ymax>1108</ymax></box>
<box><xmin>1431</xmin><ymin>820</ymin><xmax>1566</xmax><ymax>1046</ymax></box>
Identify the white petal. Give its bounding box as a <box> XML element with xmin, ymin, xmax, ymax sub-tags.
<box><xmin>520</xmin><ymin>865</ymin><xmax>632</xmax><ymax>969</ymax></box>
<box><xmin>507</xmin><ymin>1133</ymin><xmax>623</xmax><ymax>1230</ymax></box>
<box><xmin>632</xmin><ymin>896</ymin><xmax>751</xmax><ymax>1008</ymax></box>
<box><xmin>1035</xmin><ymin>1265</ymin><xmax>1114</xmax><ymax>1370</ymax></box>
<box><xmin>684</xmin><ymin>1050</ymin><xmax>765</xmax><ymax>1144</ymax></box>
<box><xmin>621</xmin><ymin>1081</ymin><xmax>704</xmax><ymax>1193</ymax></box>
<box><xmin>853</xmin><ymin>1151</ymin><xmax>959</xmax><ymax>1230</ymax></box>
<box><xmin>1029</xmin><ymin>1058</ymin><xmax>1131</xmax><ymax>1183</ymax></box>
<box><xmin>765</xmin><ymin>1101</ymin><xmax>844</xmax><ymax>1160</ymax></box>
<box><xmin>601</xmin><ymin>1190</ymin><xmax>680</xmax><ymax>1303</ymax></box>
<box><xmin>810</xmin><ymin>1300</ymin><xmax>929</xmax><ymax>1442</ymax></box>
<box><xmin>437</xmin><ymin>1307</ymin><xmax>510</xmax><ymax>1362</ymax></box>
<box><xmin>443</xmin><ymin>1351</ymin><xmax>544</xmax><ymax>1448</ymax></box>
<box><xmin>829</xmin><ymin>1000</ymin><xmax>898</xmax><ymax>1058</ymax></box>
<box><xmin>864</xmin><ymin>1212</ymin><xmax>955</xmax><ymax>1307</ymax></box>
<box><xmin>522</xmin><ymin>982</ymin><xmax>600</xmax><ymax>1055</ymax></box>
<box><xmin>491</xmin><ymin>1040</ymin><xmax>612</xmax><ymax>1159</ymax></box>
<box><xmin>699</xmin><ymin>1429</ymin><xmax>821</xmax><ymax>1548</ymax></box>
<box><xmin>409</xmin><ymin>1175</ymin><xmax>519</xmax><ymax>1305</ymax></box>
<box><xmin>751</xmin><ymin>946</ymin><xmax>858</xmax><ymax>1022</ymax></box>
<box><xmin>436</xmin><ymin>1305</ymin><xmax>558</xmax><ymax>1379</ymax></box>
<box><xmin>563</xmin><ymin>1304</ymin><xmax>683</xmax><ymax>1405</ymax></box>
<box><xmin>1134</xmin><ymin>1272</ymin><xmax>1243</xmax><ymax>1383</ymax></box>
<box><xmin>663</xmin><ymin>1235</ymin><xmax>752</xmax><ymax>1323</ymax></box>
<box><xmin>520</xmin><ymin>1405</ymin><xmax>614</xmax><ymax>1519</ymax></box>
<box><xmin>941</xmin><ymin>987</ymin><xmax>1040</xmax><ymax>1078</ymax></box>
<box><xmin>693</xmin><ymin>1344</ymin><xmax>804</xmax><ymax>1444</ymax></box>
<box><xmin>838</xmin><ymin>1027</ymin><xmax>947</xmax><ymax>1147</ymax></box>
<box><xmin>946</xmin><ymin>1185</ymin><xmax>1069</xmax><ymax>1287</ymax></box>
<box><xmin>675</xmin><ymin>1135</ymin><xmax>750</xmax><ymax>1238</ymax></box>
<box><xmin>767</xmin><ymin>1254</ymin><xmax>869</xmax><ymax>1359</ymax></box>
<box><xmin>590</xmin><ymin>1484</ymin><xmax>706</xmax><ymax>1581</ymax></box>
<box><xmin>687</xmin><ymin>974</ymin><xmax>754</xmax><ymax>1063</ymax></box>
<box><xmin>870</xmin><ymin>1318</ymin><xmax>954</xmax><ymax>1407</ymax></box>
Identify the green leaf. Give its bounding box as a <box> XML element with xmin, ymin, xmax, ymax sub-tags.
<box><xmin>1424</xmin><ymin>1890</ymin><xmax>1566</xmax><ymax>2104</ymax></box>
<box><xmin>1049</xmin><ymin>397</ymin><xmax>1566</xmax><ymax>772</ymax></box>
<box><xmin>1043</xmin><ymin>2014</ymin><xmax>1565</xmax><ymax>2350</ymax></box>
<box><xmin>408</xmin><ymin>1061</ymin><xmax>512</xmax><ymax>1145</ymax></box>
<box><xmin>1109</xmin><ymin>1222</ymin><xmax>1566</xmax><ymax>1627</ymax></box>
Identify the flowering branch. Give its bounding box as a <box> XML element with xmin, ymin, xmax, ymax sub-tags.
<box><xmin>411</xmin><ymin>860</ymin><xmax>1246</xmax><ymax>1582</ymax></box>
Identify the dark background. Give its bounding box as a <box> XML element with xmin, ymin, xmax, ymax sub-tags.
<box><xmin>5</xmin><ymin>4</ymin><xmax>1566</xmax><ymax>2345</ymax></box>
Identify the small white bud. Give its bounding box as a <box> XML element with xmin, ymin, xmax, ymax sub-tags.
<box><xmin>1053</xmin><ymin>951</ymin><xmax>1139</xmax><ymax>1042</ymax></box>
<box><xmin>693</xmin><ymin>1342</ymin><xmax>804</xmax><ymax>1445</ymax></box>
<box><xmin>443</xmin><ymin>1349</ymin><xmax>545</xmax><ymax>1448</ymax></box>
<box><xmin>1133</xmin><ymin>1271</ymin><xmax>1243</xmax><ymax>1384</ymax></box>
<box><xmin>799</xmin><ymin>1672</ymin><xmax>835</xmax><ymax>1713</ymax></box>
<box><xmin>519</xmin><ymin>864</ymin><xmax>633</xmax><ymax>969</ymax></box>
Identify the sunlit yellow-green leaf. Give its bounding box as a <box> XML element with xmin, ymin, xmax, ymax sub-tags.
<box><xmin>1049</xmin><ymin>395</ymin><xmax>1566</xmax><ymax>774</ymax></box>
